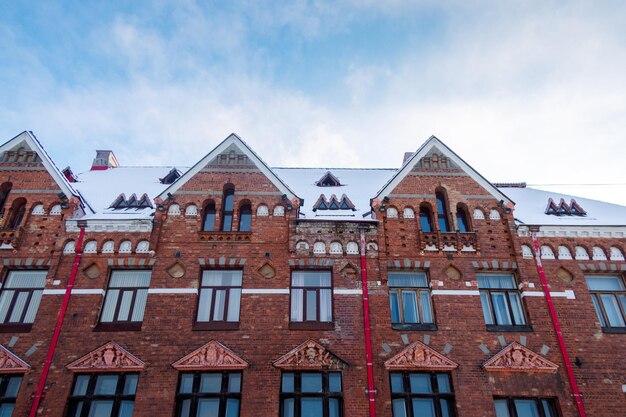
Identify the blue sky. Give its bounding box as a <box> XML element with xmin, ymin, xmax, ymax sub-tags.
<box><xmin>1</xmin><ymin>1</ymin><xmax>625</xmax><ymax>205</ymax></box>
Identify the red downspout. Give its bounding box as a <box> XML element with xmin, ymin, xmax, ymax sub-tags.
<box><xmin>530</xmin><ymin>231</ymin><xmax>587</xmax><ymax>417</ymax></box>
<box><xmin>359</xmin><ymin>230</ymin><xmax>377</xmax><ymax>417</ymax></box>
<box><xmin>29</xmin><ymin>227</ymin><xmax>85</xmax><ymax>417</ymax></box>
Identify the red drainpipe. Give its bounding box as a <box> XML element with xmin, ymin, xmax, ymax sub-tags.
<box><xmin>530</xmin><ymin>231</ymin><xmax>587</xmax><ymax>417</ymax></box>
<box><xmin>29</xmin><ymin>226</ymin><xmax>85</xmax><ymax>417</ymax></box>
<box><xmin>359</xmin><ymin>230</ymin><xmax>377</xmax><ymax>417</ymax></box>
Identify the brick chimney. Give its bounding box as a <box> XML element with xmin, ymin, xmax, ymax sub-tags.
<box><xmin>91</xmin><ymin>150</ymin><xmax>120</xmax><ymax>170</ymax></box>
<box><xmin>402</xmin><ymin>152</ymin><xmax>414</xmax><ymax>164</ymax></box>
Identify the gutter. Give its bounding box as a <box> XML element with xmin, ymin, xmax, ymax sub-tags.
<box><xmin>359</xmin><ymin>230</ymin><xmax>377</xmax><ymax>417</ymax></box>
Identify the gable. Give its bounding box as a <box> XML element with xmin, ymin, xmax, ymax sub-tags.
<box><xmin>156</xmin><ymin>133</ymin><xmax>299</xmax><ymax>201</ymax></box>
<box><xmin>66</xmin><ymin>341</ymin><xmax>145</xmax><ymax>372</ymax></box>
<box><xmin>273</xmin><ymin>340</ymin><xmax>348</xmax><ymax>370</ymax></box>
<box><xmin>384</xmin><ymin>341</ymin><xmax>458</xmax><ymax>371</ymax></box>
<box><xmin>376</xmin><ymin>136</ymin><xmax>513</xmax><ymax>205</ymax></box>
<box><xmin>0</xmin><ymin>345</ymin><xmax>30</xmax><ymax>374</ymax></box>
<box><xmin>483</xmin><ymin>342</ymin><xmax>558</xmax><ymax>373</ymax></box>
<box><xmin>171</xmin><ymin>340</ymin><xmax>248</xmax><ymax>371</ymax></box>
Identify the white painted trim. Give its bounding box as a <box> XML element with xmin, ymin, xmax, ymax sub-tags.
<box><xmin>242</xmin><ymin>289</ymin><xmax>290</xmax><ymax>294</ymax></box>
<box><xmin>521</xmin><ymin>290</ymin><xmax>576</xmax><ymax>299</ymax></box>
<box><xmin>66</xmin><ymin>219</ymin><xmax>153</xmax><ymax>233</ymax></box>
<box><xmin>147</xmin><ymin>288</ymin><xmax>198</xmax><ymax>294</ymax></box>
<box><xmin>517</xmin><ymin>225</ymin><xmax>626</xmax><ymax>238</ymax></box>
<box><xmin>432</xmin><ymin>290</ymin><xmax>480</xmax><ymax>296</ymax></box>
<box><xmin>334</xmin><ymin>289</ymin><xmax>363</xmax><ymax>295</ymax></box>
<box><xmin>43</xmin><ymin>289</ymin><xmax>106</xmax><ymax>296</ymax></box>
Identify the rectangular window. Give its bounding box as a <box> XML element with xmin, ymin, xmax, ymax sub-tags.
<box><xmin>290</xmin><ymin>271</ymin><xmax>332</xmax><ymax>328</ymax></box>
<box><xmin>585</xmin><ymin>275</ymin><xmax>626</xmax><ymax>332</ymax></box>
<box><xmin>477</xmin><ymin>274</ymin><xmax>529</xmax><ymax>330</ymax></box>
<box><xmin>99</xmin><ymin>270</ymin><xmax>151</xmax><ymax>330</ymax></box>
<box><xmin>388</xmin><ymin>272</ymin><xmax>435</xmax><ymax>330</ymax></box>
<box><xmin>0</xmin><ymin>375</ymin><xmax>22</xmax><ymax>416</ymax></box>
<box><xmin>196</xmin><ymin>270</ymin><xmax>242</xmax><ymax>330</ymax></box>
<box><xmin>175</xmin><ymin>372</ymin><xmax>241</xmax><ymax>417</ymax></box>
<box><xmin>66</xmin><ymin>373</ymin><xmax>138</xmax><ymax>417</ymax></box>
<box><xmin>281</xmin><ymin>371</ymin><xmax>343</xmax><ymax>417</ymax></box>
<box><xmin>0</xmin><ymin>270</ymin><xmax>47</xmax><ymax>330</ymax></box>
<box><xmin>494</xmin><ymin>397</ymin><xmax>560</xmax><ymax>417</ymax></box>
<box><xmin>390</xmin><ymin>372</ymin><xmax>455</xmax><ymax>417</ymax></box>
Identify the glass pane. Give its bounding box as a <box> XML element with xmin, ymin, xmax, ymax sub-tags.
<box><xmin>491</xmin><ymin>292</ymin><xmax>512</xmax><ymax>325</ymax></box>
<box><xmin>8</xmin><ymin>291</ymin><xmax>28</xmax><ymax>322</ymax></box>
<box><xmin>494</xmin><ymin>400</ymin><xmax>511</xmax><ymax>417</ymax></box>
<box><xmin>123</xmin><ymin>374</ymin><xmax>138</xmax><ymax>395</ymax></box>
<box><xmin>23</xmin><ymin>290</ymin><xmax>43</xmax><ymax>323</ymax></box>
<box><xmin>320</xmin><ymin>289</ymin><xmax>332</xmax><ymax>322</ymax></box>
<box><xmin>179</xmin><ymin>374</ymin><xmax>194</xmax><ymax>393</ymax></box>
<box><xmin>411</xmin><ymin>398</ymin><xmax>435</xmax><ymax>417</ymax></box>
<box><xmin>228</xmin><ymin>373</ymin><xmax>241</xmax><ymax>393</ymax></box>
<box><xmin>73</xmin><ymin>375</ymin><xmax>90</xmax><ymax>396</ymax></box>
<box><xmin>94</xmin><ymin>375</ymin><xmax>119</xmax><ymax>395</ymax></box>
<box><xmin>600</xmin><ymin>294</ymin><xmax>626</xmax><ymax>327</ymax></box>
<box><xmin>110</xmin><ymin>270</ymin><xmax>151</xmax><ymax>287</ymax></box>
<box><xmin>590</xmin><ymin>295</ymin><xmax>607</xmax><ymax>327</ymax></box>
<box><xmin>420</xmin><ymin>291</ymin><xmax>433</xmax><ymax>323</ymax></box>
<box><xmin>202</xmin><ymin>270</ymin><xmax>243</xmax><ymax>286</ymax></box>
<box><xmin>239</xmin><ymin>212</ymin><xmax>251</xmax><ymax>232</ymax></box>
<box><xmin>213</xmin><ymin>290</ymin><xmax>226</xmax><ymax>321</ymax></box>
<box><xmin>292</xmin><ymin>271</ymin><xmax>331</xmax><ymax>287</ymax></box>
<box><xmin>222</xmin><ymin>214</ymin><xmax>233</xmax><ymax>231</ymax></box>
<box><xmin>301</xmin><ymin>373</ymin><xmax>322</xmax><ymax>392</ymax></box>
<box><xmin>224</xmin><ymin>191</ymin><xmax>234</xmax><ymax>211</ymax></box>
<box><xmin>69</xmin><ymin>402</ymin><xmax>84</xmax><ymax>417</ymax></box>
<box><xmin>438</xmin><ymin>217</ymin><xmax>449</xmax><ymax>232</ymax></box>
<box><xmin>419</xmin><ymin>211</ymin><xmax>432</xmax><ymax>232</ymax></box>
<box><xmin>0</xmin><ymin>291</ymin><xmax>13</xmax><ymax>322</ymax></box>
<box><xmin>178</xmin><ymin>399</ymin><xmax>191</xmax><ymax>417</ymax></box>
<box><xmin>131</xmin><ymin>289</ymin><xmax>148</xmax><ymax>322</ymax></box>
<box><xmin>514</xmin><ymin>399</ymin><xmax>540</xmax><ymax>417</ymax></box>
<box><xmin>390</xmin><ymin>373</ymin><xmax>404</xmax><ymax>393</ymax></box>
<box><xmin>409</xmin><ymin>374</ymin><xmax>431</xmax><ymax>393</ymax></box>
<box><xmin>5</xmin><ymin>271</ymin><xmax>47</xmax><ymax>288</ymax></box>
<box><xmin>436</xmin><ymin>374</ymin><xmax>451</xmax><ymax>393</ymax></box>
<box><xmin>389</xmin><ymin>292</ymin><xmax>400</xmax><ymax>323</ymax></box>
<box><xmin>197</xmin><ymin>398</ymin><xmax>220</xmax><ymax>416</ymax></box>
<box><xmin>480</xmin><ymin>292</ymin><xmax>494</xmax><ymax>325</ymax></box>
<box><xmin>301</xmin><ymin>398</ymin><xmax>323</xmax><ymax>417</ymax></box>
<box><xmin>117</xmin><ymin>291</ymin><xmax>133</xmax><ymax>321</ymax></box>
<box><xmin>541</xmin><ymin>400</ymin><xmax>555</xmax><ymax>417</ymax></box>
<box><xmin>440</xmin><ymin>399</ymin><xmax>452</xmax><ymax>417</ymax></box>
<box><xmin>392</xmin><ymin>399</ymin><xmax>408</xmax><ymax>417</ymax></box>
<box><xmin>101</xmin><ymin>290</ymin><xmax>119</xmax><ymax>322</ymax></box>
<box><xmin>225</xmin><ymin>399</ymin><xmax>240</xmax><ymax>417</ymax></box>
<box><xmin>203</xmin><ymin>211</ymin><xmax>215</xmax><ymax>232</ymax></box>
<box><xmin>290</xmin><ymin>289</ymin><xmax>303</xmax><ymax>321</ymax></box>
<box><xmin>227</xmin><ymin>288</ymin><xmax>241</xmax><ymax>322</ymax></box>
<box><xmin>197</xmin><ymin>288</ymin><xmax>213</xmax><ymax>321</ymax></box>
<box><xmin>4</xmin><ymin>376</ymin><xmax>21</xmax><ymax>398</ymax></box>
<box><xmin>328</xmin><ymin>373</ymin><xmax>342</xmax><ymax>392</ymax></box>
<box><xmin>508</xmin><ymin>293</ymin><xmax>526</xmax><ymax>325</ymax></box>
<box><xmin>117</xmin><ymin>401</ymin><xmax>134</xmax><ymax>417</ymax></box>
<box><xmin>402</xmin><ymin>291</ymin><xmax>419</xmax><ymax>323</ymax></box>
<box><xmin>200</xmin><ymin>374</ymin><xmax>222</xmax><ymax>393</ymax></box>
<box><xmin>620</xmin><ymin>294</ymin><xmax>626</xmax><ymax>317</ymax></box>
<box><xmin>282</xmin><ymin>398</ymin><xmax>294</xmax><ymax>417</ymax></box>
<box><xmin>0</xmin><ymin>404</ymin><xmax>14</xmax><ymax>417</ymax></box>
<box><xmin>329</xmin><ymin>398</ymin><xmax>340</xmax><ymax>417</ymax></box>
<box><xmin>477</xmin><ymin>275</ymin><xmax>515</xmax><ymax>289</ymax></box>
<box><xmin>282</xmin><ymin>373</ymin><xmax>295</xmax><ymax>393</ymax></box>
<box><xmin>305</xmin><ymin>290</ymin><xmax>317</xmax><ymax>321</ymax></box>
<box><xmin>388</xmin><ymin>273</ymin><xmax>428</xmax><ymax>287</ymax></box>
<box><xmin>585</xmin><ymin>276</ymin><xmax>625</xmax><ymax>291</ymax></box>
<box><xmin>88</xmin><ymin>400</ymin><xmax>114</xmax><ymax>417</ymax></box>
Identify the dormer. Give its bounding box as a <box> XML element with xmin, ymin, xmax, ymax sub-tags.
<box><xmin>159</xmin><ymin>168</ymin><xmax>182</xmax><ymax>184</ymax></box>
<box><xmin>91</xmin><ymin>150</ymin><xmax>119</xmax><ymax>170</ymax></box>
<box><xmin>316</xmin><ymin>171</ymin><xmax>342</xmax><ymax>187</ymax></box>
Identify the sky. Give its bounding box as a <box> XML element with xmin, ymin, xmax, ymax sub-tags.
<box><xmin>1</xmin><ymin>1</ymin><xmax>625</xmax><ymax>205</ymax></box>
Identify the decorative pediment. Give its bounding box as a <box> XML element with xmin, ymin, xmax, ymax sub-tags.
<box><xmin>273</xmin><ymin>340</ymin><xmax>348</xmax><ymax>370</ymax></box>
<box><xmin>67</xmin><ymin>341</ymin><xmax>145</xmax><ymax>372</ymax></box>
<box><xmin>483</xmin><ymin>342</ymin><xmax>558</xmax><ymax>373</ymax></box>
<box><xmin>172</xmin><ymin>340</ymin><xmax>248</xmax><ymax>371</ymax></box>
<box><xmin>0</xmin><ymin>345</ymin><xmax>30</xmax><ymax>374</ymax></box>
<box><xmin>384</xmin><ymin>341</ymin><xmax>458</xmax><ymax>371</ymax></box>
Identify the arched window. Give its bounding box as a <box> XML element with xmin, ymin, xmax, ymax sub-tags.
<box><xmin>202</xmin><ymin>200</ymin><xmax>216</xmax><ymax>232</ymax></box>
<box><xmin>419</xmin><ymin>205</ymin><xmax>433</xmax><ymax>233</ymax></box>
<box><xmin>0</xmin><ymin>182</ymin><xmax>12</xmax><ymax>215</ymax></box>
<box><xmin>456</xmin><ymin>205</ymin><xmax>471</xmax><ymax>232</ymax></box>
<box><xmin>6</xmin><ymin>198</ymin><xmax>26</xmax><ymax>229</ymax></box>
<box><xmin>221</xmin><ymin>185</ymin><xmax>235</xmax><ymax>231</ymax></box>
<box><xmin>238</xmin><ymin>203</ymin><xmax>252</xmax><ymax>232</ymax></box>
<box><xmin>435</xmin><ymin>190</ymin><xmax>450</xmax><ymax>232</ymax></box>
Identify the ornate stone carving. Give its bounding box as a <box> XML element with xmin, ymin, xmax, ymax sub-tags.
<box><xmin>483</xmin><ymin>342</ymin><xmax>558</xmax><ymax>373</ymax></box>
<box><xmin>274</xmin><ymin>340</ymin><xmax>347</xmax><ymax>370</ymax></box>
<box><xmin>0</xmin><ymin>345</ymin><xmax>30</xmax><ymax>374</ymax></box>
<box><xmin>172</xmin><ymin>340</ymin><xmax>248</xmax><ymax>371</ymax></box>
<box><xmin>67</xmin><ymin>341</ymin><xmax>145</xmax><ymax>372</ymax></box>
<box><xmin>384</xmin><ymin>341</ymin><xmax>458</xmax><ymax>371</ymax></box>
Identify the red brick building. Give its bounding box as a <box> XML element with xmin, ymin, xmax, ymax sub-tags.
<box><xmin>0</xmin><ymin>131</ymin><xmax>623</xmax><ymax>417</ymax></box>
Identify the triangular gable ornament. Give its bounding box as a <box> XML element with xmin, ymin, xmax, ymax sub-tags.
<box><xmin>67</xmin><ymin>341</ymin><xmax>144</xmax><ymax>372</ymax></box>
<box><xmin>172</xmin><ymin>340</ymin><xmax>248</xmax><ymax>371</ymax></box>
<box><xmin>384</xmin><ymin>341</ymin><xmax>458</xmax><ymax>371</ymax></box>
<box><xmin>273</xmin><ymin>340</ymin><xmax>348</xmax><ymax>370</ymax></box>
<box><xmin>0</xmin><ymin>345</ymin><xmax>30</xmax><ymax>374</ymax></box>
<box><xmin>483</xmin><ymin>342</ymin><xmax>558</xmax><ymax>373</ymax></box>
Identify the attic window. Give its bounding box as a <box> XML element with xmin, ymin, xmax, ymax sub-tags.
<box><xmin>159</xmin><ymin>168</ymin><xmax>181</xmax><ymax>184</ymax></box>
<box><xmin>312</xmin><ymin>194</ymin><xmax>356</xmax><ymax>211</ymax></box>
<box><xmin>545</xmin><ymin>198</ymin><xmax>586</xmax><ymax>216</ymax></box>
<box><xmin>110</xmin><ymin>193</ymin><xmax>153</xmax><ymax>209</ymax></box>
<box><xmin>316</xmin><ymin>171</ymin><xmax>342</xmax><ymax>187</ymax></box>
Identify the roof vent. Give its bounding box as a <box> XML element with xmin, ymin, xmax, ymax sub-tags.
<box><xmin>91</xmin><ymin>150</ymin><xmax>119</xmax><ymax>170</ymax></box>
<box><xmin>160</xmin><ymin>168</ymin><xmax>182</xmax><ymax>184</ymax></box>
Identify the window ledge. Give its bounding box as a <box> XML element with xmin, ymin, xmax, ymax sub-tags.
<box><xmin>486</xmin><ymin>324</ymin><xmax>533</xmax><ymax>332</ymax></box>
<box><xmin>392</xmin><ymin>323</ymin><xmax>437</xmax><ymax>331</ymax></box>
<box><xmin>0</xmin><ymin>323</ymin><xmax>32</xmax><ymax>333</ymax></box>
<box><xmin>198</xmin><ymin>231</ymin><xmax>251</xmax><ymax>242</ymax></box>
<box><xmin>95</xmin><ymin>322</ymin><xmax>143</xmax><ymax>332</ymax></box>
<box><xmin>193</xmin><ymin>322</ymin><xmax>240</xmax><ymax>331</ymax></box>
<box><xmin>289</xmin><ymin>322</ymin><xmax>335</xmax><ymax>331</ymax></box>
<box><xmin>601</xmin><ymin>327</ymin><xmax>626</xmax><ymax>334</ymax></box>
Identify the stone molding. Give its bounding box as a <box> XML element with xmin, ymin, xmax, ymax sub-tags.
<box><xmin>384</xmin><ymin>341</ymin><xmax>458</xmax><ymax>371</ymax></box>
<box><xmin>0</xmin><ymin>345</ymin><xmax>30</xmax><ymax>374</ymax></box>
<box><xmin>67</xmin><ymin>341</ymin><xmax>145</xmax><ymax>372</ymax></box>
<box><xmin>273</xmin><ymin>340</ymin><xmax>347</xmax><ymax>370</ymax></box>
<box><xmin>172</xmin><ymin>340</ymin><xmax>248</xmax><ymax>371</ymax></box>
<box><xmin>483</xmin><ymin>342</ymin><xmax>558</xmax><ymax>373</ymax></box>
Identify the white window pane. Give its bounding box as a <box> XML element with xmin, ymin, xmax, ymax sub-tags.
<box><xmin>477</xmin><ymin>275</ymin><xmax>515</xmax><ymax>289</ymax></box>
<box><xmin>600</xmin><ymin>294</ymin><xmax>626</xmax><ymax>327</ymax></box>
<box><xmin>492</xmin><ymin>292</ymin><xmax>512</xmax><ymax>325</ymax></box>
<box><xmin>389</xmin><ymin>292</ymin><xmax>400</xmax><ymax>323</ymax></box>
<box><xmin>117</xmin><ymin>291</ymin><xmax>133</xmax><ymax>321</ymax></box>
<box><xmin>197</xmin><ymin>289</ymin><xmax>212</xmax><ymax>321</ymax></box>
<box><xmin>402</xmin><ymin>291</ymin><xmax>419</xmax><ymax>323</ymax></box>
<box><xmin>0</xmin><ymin>291</ymin><xmax>14</xmax><ymax>322</ymax></box>
<box><xmin>23</xmin><ymin>290</ymin><xmax>43</xmax><ymax>323</ymax></box>
<box><xmin>101</xmin><ymin>290</ymin><xmax>119</xmax><ymax>322</ymax></box>
<box><xmin>131</xmin><ymin>289</ymin><xmax>148</xmax><ymax>322</ymax></box>
<box><xmin>227</xmin><ymin>288</ymin><xmax>241</xmax><ymax>322</ymax></box>
<box><xmin>514</xmin><ymin>399</ymin><xmax>540</xmax><ymax>417</ymax></box>
<box><xmin>306</xmin><ymin>290</ymin><xmax>317</xmax><ymax>321</ymax></box>
<box><xmin>291</xmin><ymin>289</ymin><xmax>303</xmax><ymax>321</ymax></box>
<box><xmin>320</xmin><ymin>289</ymin><xmax>332</xmax><ymax>322</ymax></box>
<box><xmin>480</xmin><ymin>292</ymin><xmax>494</xmax><ymax>325</ymax></box>
<box><xmin>420</xmin><ymin>291</ymin><xmax>433</xmax><ymax>323</ymax></box>
<box><xmin>494</xmin><ymin>400</ymin><xmax>511</xmax><ymax>417</ymax></box>
<box><xmin>508</xmin><ymin>293</ymin><xmax>525</xmax><ymax>325</ymax></box>
<box><xmin>585</xmin><ymin>276</ymin><xmax>625</xmax><ymax>291</ymax></box>
<box><xmin>8</xmin><ymin>292</ymin><xmax>28</xmax><ymax>323</ymax></box>
<box><xmin>388</xmin><ymin>273</ymin><xmax>427</xmax><ymax>287</ymax></box>
<box><xmin>203</xmin><ymin>270</ymin><xmax>242</xmax><ymax>286</ymax></box>
<box><xmin>110</xmin><ymin>270</ymin><xmax>151</xmax><ymax>287</ymax></box>
<box><xmin>213</xmin><ymin>290</ymin><xmax>226</xmax><ymax>321</ymax></box>
<box><xmin>5</xmin><ymin>271</ymin><xmax>47</xmax><ymax>288</ymax></box>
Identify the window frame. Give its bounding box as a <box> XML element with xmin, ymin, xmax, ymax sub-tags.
<box><xmin>477</xmin><ymin>274</ymin><xmax>532</xmax><ymax>332</ymax></box>
<box><xmin>280</xmin><ymin>371</ymin><xmax>343</xmax><ymax>417</ymax></box>
<box><xmin>97</xmin><ymin>270</ymin><xmax>151</xmax><ymax>331</ymax></box>
<box><xmin>387</xmin><ymin>272</ymin><xmax>436</xmax><ymax>331</ymax></box>
<box><xmin>584</xmin><ymin>274</ymin><xmax>626</xmax><ymax>333</ymax></box>
<box><xmin>419</xmin><ymin>205</ymin><xmax>433</xmax><ymax>233</ymax></box>
<box><xmin>289</xmin><ymin>270</ymin><xmax>334</xmax><ymax>330</ymax></box>
<box><xmin>237</xmin><ymin>203</ymin><xmax>252</xmax><ymax>232</ymax></box>
<box><xmin>220</xmin><ymin>186</ymin><xmax>235</xmax><ymax>232</ymax></box>
<box><xmin>0</xmin><ymin>269</ymin><xmax>47</xmax><ymax>333</ymax></box>
<box><xmin>0</xmin><ymin>374</ymin><xmax>22</xmax><ymax>414</ymax></box>
<box><xmin>65</xmin><ymin>372</ymin><xmax>138</xmax><ymax>417</ymax></box>
<box><xmin>435</xmin><ymin>191</ymin><xmax>450</xmax><ymax>233</ymax></box>
<box><xmin>194</xmin><ymin>269</ymin><xmax>243</xmax><ymax>331</ymax></box>
<box><xmin>202</xmin><ymin>201</ymin><xmax>216</xmax><ymax>232</ymax></box>
<box><xmin>174</xmin><ymin>371</ymin><xmax>242</xmax><ymax>417</ymax></box>
<box><xmin>493</xmin><ymin>397</ymin><xmax>560</xmax><ymax>417</ymax></box>
<box><xmin>389</xmin><ymin>372</ymin><xmax>456</xmax><ymax>417</ymax></box>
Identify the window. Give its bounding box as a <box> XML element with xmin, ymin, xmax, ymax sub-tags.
<box><xmin>435</xmin><ymin>191</ymin><xmax>450</xmax><ymax>232</ymax></box>
<box><xmin>221</xmin><ymin>186</ymin><xmax>235</xmax><ymax>231</ymax></box>
<box><xmin>0</xmin><ymin>183</ymin><xmax>11</xmax><ymax>216</ymax></box>
<box><xmin>196</xmin><ymin>270</ymin><xmax>242</xmax><ymax>329</ymax></box>
<box><xmin>494</xmin><ymin>397</ymin><xmax>560</xmax><ymax>417</ymax></box>
<box><xmin>0</xmin><ymin>270</ymin><xmax>46</xmax><ymax>330</ymax></box>
<box><xmin>419</xmin><ymin>205</ymin><xmax>433</xmax><ymax>233</ymax></box>
<box><xmin>0</xmin><ymin>375</ymin><xmax>22</xmax><ymax>416</ymax></box>
<box><xmin>5</xmin><ymin>198</ymin><xmax>26</xmax><ymax>230</ymax></box>
<box><xmin>456</xmin><ymin>205</ymin><xmax>470</xmax><ymax>232</ymax></box>
<box><xmin>203</xmin><ymin>201</ymin><xmax>216</xmax><ymax>232</ymax></box>
<box><xmin>390</xmin><ymin>372</ymin><xmax>455</xmax><ymax>417</ymax></box>
<box><xmin>99</xmin><ymin>270</ymin><xmax>151</xmax><ymax>330</ymax></box>
<box><xmin>238</xmin><ymin>203</ymin><xmax>251</xmax><ymax>232</ymax></box>
<box><xmin>290</xmin><ymin>271</ymin><xmax>332</xmax><ymax>327</ymax></box>
<box><xmin>175</xmin><ymin>372</ymin><xmax>241</xmax><ymax>417</ymax></box>
<box><xmin>477</xmin><ymin>274</ymin><xmax>528</xmax><ymax>330</ymax></box>
<box><xmin>66</xmin><ymin>373</ymin><xmax>138</xmax><ymax>417</ymax></box>
<box><xmin>585</xmin><ymin>275</ymin><xmax>626</xmax><ymax>331</ymax></box>
<box><xmin>388</xmin><ymin>272</ymin><xmax>434</xmax><ymax>330</ymax></box>
<box><xmin>280</xmin><ymin>372</ymin><xmax>343</xmax><ymax>417</ymax></box>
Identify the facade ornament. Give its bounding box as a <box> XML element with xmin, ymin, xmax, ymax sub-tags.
<box><xmin>274</xmin><ymin>340</ymin><xmax>347</xmax><ymax>370</ymax></box>
<box><xmin>0</xmin><ymin>345</ymin><xmax>30</xmax><ymax>374</ymax></box>
<box><xmin>67</xmin><ymin>341</ymin><xmax>144</xmax><ymax>372</ymax></box>
<box><xmin>384</xmin><ymin>341</ymin><xmax>458</xmax><ymax>371</ymax></box>
<box><xmin>483</xmin><ymin>342</ymin><xmax>558</xmax><ymax>373</ymax></box>
<box><xmin>172</xmin><ymin>340</ymin><xmax>248</xmax><ymax>371</ymax></box>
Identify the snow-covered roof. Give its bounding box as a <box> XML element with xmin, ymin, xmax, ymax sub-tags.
<box><xmin>502</xmin><ymin>186</ymin><xmax>626</xmax><ymax>227</ymax></box>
